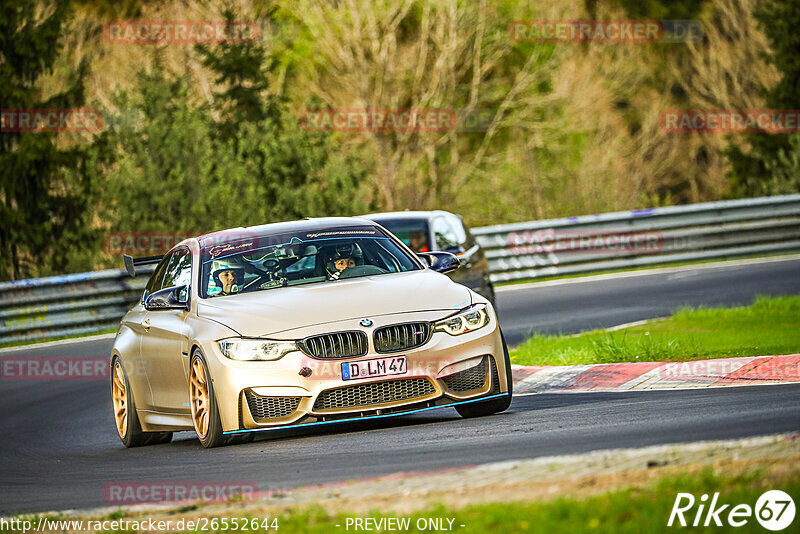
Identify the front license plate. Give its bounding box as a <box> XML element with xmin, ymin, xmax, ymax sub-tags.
<box><xmin>341</xmin><ymin>356</ymin><xmax>407</xmax><ymax>381</ymax></box>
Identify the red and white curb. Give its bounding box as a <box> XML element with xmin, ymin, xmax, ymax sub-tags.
<box><xmin>511</xmin><ymin>354</ymin><xmax>800</xmax><ymax>393</ymax></box>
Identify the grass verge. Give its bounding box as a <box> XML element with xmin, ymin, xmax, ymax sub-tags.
<box><xmin>511</xmin><ymin>295</ymin><xmax>800</xmax><ymax>366</ymax></box>
<box><xmin>5</xmin><ymin>454</ymin><xmax>796</xmax><ymax>533</ymax></box>
<box><xmin>274</xmin><ymin>468</ymin><xmax>799</xmax><ymax>533</ymax></box>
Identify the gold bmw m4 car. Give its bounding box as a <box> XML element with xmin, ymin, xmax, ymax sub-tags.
<box><xmin>110</xmin><ymin>218</ymin><xmax>512</xmax><ymax>448</ymax></box>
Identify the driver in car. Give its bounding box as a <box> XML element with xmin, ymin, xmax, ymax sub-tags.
<box><xmin>333</xmin><ymin>256</ymin><xmax>356</xmax><ymax>271</ymax></box>
<box><xmin>408</xmin><ymin>231</ymin><xmax>430</xmax><ymax>253</ymax></box>
<box><xmin>326</xmin><ymin>245</ymin><xmax>361</xmax><ymax>280</ymax></box>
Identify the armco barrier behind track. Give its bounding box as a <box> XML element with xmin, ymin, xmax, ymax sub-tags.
<box><xmin>1</xmin><ymin>194</ymin><xmax>799</xmax><ymax>344</ymax></box>
<box><xmin>0</xmin><ymin>267</ymin><xmax>154</xmax><ymax>345</ymax></box>
<box><xmin>472</xmin><ymin>194</ymin><xmax>800</xmax><ymax>283</ymax></box>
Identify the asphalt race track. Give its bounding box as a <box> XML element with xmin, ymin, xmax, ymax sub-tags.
<box><xmin>1</xmin><ymin>258</ymin><xmax>799</xmax><ymax>514</ymax></box>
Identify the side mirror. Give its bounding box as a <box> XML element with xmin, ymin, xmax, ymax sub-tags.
<box><xmin>418</xmin><ymin>252</ymin><xmax>460</xmax><ymax>274</ymax></box>
<box><xmin>145</xmin><ymin>285</ymin><xmax>190</xmax><ymax>311</ymax></box>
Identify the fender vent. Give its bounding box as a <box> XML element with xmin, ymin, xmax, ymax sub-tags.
<box><xmin>442</xmin><ymin>356</ymin><xmax>489</xmax><ymax>393</ymax></box>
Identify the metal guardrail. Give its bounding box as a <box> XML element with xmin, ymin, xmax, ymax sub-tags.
<box><xmin>472</xmin><ymin>194</ymin><xmax>800</xmax><ymax>283</ymax></box>
<box><xmin>0</xmin><ymin>266</ymin><xmax>155</xmax><ymax>345</ymax></box>
<box><xmin>1</xmin><ymin>194</ymin><xmax>799</xmax><ymax>345</ymax></box>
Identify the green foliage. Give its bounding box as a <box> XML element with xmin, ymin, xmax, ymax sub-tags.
<box><xmin>727</xmin><ymin>0</ymin><xmax>800</xmax><ymax>196</ymax></box>
<box><xmin>0</xmin><ymin>0</ymin><xmax>95</xmax><ymax>280</ymax></box>
<box><xmin>1</xmin><ymin>0</ymin><xmax>794</xmax><ymax>280</ymax></box>
<box><xmin>195</xmin><ymin>8</ymin><xmax>280</xmax><ymax>142</ymax></box>
<box><xmin>512</xmin><ymin>295</ymin><xmax>800</xmax><ymax>366</ymax></box>
<box><xmin>96</xmin><ymin>45</ymin><xmax>371</xmax><ymax>245</ymax></box>
<box><xmin>95</xmin><ymin>68</ymin><xmax>218</xmax><ymax>233</ymax></box>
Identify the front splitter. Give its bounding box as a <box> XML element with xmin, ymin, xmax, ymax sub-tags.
<box><xmin>224</xmin><ymin>393</ymin><xmax>510</xmax><ymax>435</ymax></box>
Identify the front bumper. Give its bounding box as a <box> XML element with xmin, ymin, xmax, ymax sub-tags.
<box><xmin>202</xmin><ymin>311</ymin><xmax>509</xmax><ymax>432</ymax></box>
<box><xmin>225</xmin><ymin>392</ymin><xmax>510</xmax><ymax>436</ymax></box>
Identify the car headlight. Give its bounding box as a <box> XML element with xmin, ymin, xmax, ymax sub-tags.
<box><xmin>218</xmin><ymin>338</ymin><xmax>298</xmax><ymax>361</ymax></box>
<box><xmin>434</xmin><ymin>304</ymin><xmax>490</xmax><ymax>336</ymax></box>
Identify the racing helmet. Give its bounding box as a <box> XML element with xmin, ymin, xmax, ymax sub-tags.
<box><xmin>210</xmin><ymin>259</ymin><xmax>245</xmax><ymax>288</ymax></box>
<box><xmin>324</xmin><ymin>243</ymin><xmax>363</xmax><ymax>274</ymax></box>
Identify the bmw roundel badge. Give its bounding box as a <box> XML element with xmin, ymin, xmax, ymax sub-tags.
<box><xmin>360</xmin><ymin>318</ymin><xmax>373</xmax><ymax>327</ymax></box>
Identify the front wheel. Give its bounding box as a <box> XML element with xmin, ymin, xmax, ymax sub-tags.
<box><xmin>190</xmin><ymin>351</ymin><xmax>227</xmax><ymax>448</ymax></box>
<box><xmin>455</xmin><ymin>334</ymin><xmax>513</xmax><ymax>418</ymax></box>
<box><xmin>189</xmin><ymin>351</ymin><xmax>253</xmax><ymax>447</ymax></box>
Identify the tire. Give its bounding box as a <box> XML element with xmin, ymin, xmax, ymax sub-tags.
<box><xmin>455</xmin><ymin>332</ymin><xmax>513</xmax><ymax>418</ymax></box>
<box><xmin>189</xmin><ymin>350</ymin><xmax>255</xmax><ymax>448</ymax></box>
<box><xmin>111</xmin><ymin>356</ymin><xmax>173</xmax><ymax>447</ymax></box>
<box><xmin>229</xmin><ymin>432</ymin><xmax>255</xmax><ymax>445</ymax></box>
<box><xmin>190</xmin><ymin>350</ymin><xmax>228</xmax><ymax>448</ymax></box>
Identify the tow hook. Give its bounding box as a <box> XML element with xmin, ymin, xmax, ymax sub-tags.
<box><xmin>299</xmin><ymin>367</ymin><xmax>312</xmax><ymax>378</ymax></box>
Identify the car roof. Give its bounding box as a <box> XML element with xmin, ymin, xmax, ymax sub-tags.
<box><xmin>195</xmin><ymin>217</ymin><xmax>378</xmax><ymax>246</ymax></box>
<box><xmin>363</xmin><ymin>210</ymin><xmax>456</xmax><ymax>221</ymax></box>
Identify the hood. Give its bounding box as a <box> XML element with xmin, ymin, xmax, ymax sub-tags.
<box><xmin>196</xmin><ymin>270</ymin><xmax>472</xmax><ymax>337</ymax></box>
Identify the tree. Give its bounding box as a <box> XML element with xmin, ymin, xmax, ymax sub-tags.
<box><xmin>95</xmin><ymin>66</ymin><xmax>219</xmax><ymax>234</ymax></box>
<box><xmin>727</xmin><ymin>0</ymin><xmax>800</xmax><ymax>195</ymax></box>
<box><xmin>284</xmin><ymin>0</ymin><xmax>560</xmax><ymax>211</ymax></box>
<box><xmin>195</xmin><ymin>9</ymin><xmax>280</xmax><ymax>143</ymax></box>
<box><xmin>194</xmin><ymin>8</ymin><xmax>369</xmax><ymax>223</ymax></box>
<box><xmin>97</xmin><ymin>46</ymin><xmax>370</xmax><ymax>241</ymax></box>
<box><xmin>0</xmin><ymin>0</ymin><xmax>93</xmax><ymax>280</ymax></box>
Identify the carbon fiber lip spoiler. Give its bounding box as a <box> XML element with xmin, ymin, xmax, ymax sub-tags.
<box><xmin>123</xmin><ymin>254</ymin><xmax>162</xmax><ymax>277</ymax></box>
<box><xmin>223</xmin><ymin>393</ymin><xmax>510</xmax><ymax>436</ymax></box>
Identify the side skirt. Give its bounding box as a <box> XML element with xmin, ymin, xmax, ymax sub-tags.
<box><xmin>139</xmin><ymin>410</ymin><xmax>194</xmax><ymax>431</ymax></box>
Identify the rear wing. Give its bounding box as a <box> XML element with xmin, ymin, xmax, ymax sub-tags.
<box><xmin>123</xmin><ymin>254</ymin><xmax>162</xmax><ymax>278</ymax></box>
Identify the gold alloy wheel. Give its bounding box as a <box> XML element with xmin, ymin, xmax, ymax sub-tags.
<box><xmin>111</xmin><ymin>361</ymin><xmax>128</xmax><ymax>438</ymax></box>
<box><xmin>190</xmin><ymin>358</ymin><xmax>210</xmax><ymax>438</ymax></box>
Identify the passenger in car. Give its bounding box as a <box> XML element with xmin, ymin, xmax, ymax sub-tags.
<box><xmin>217</xmin><ymin>270</ymin><xmax>238</xmax><ymax>295</ymax></box>
<box><xmin>408</xmin><ymin>231</ymin><xmax>430</xmax><ymax>253</ymax></box>
<box><xmin>210</xmin><ymin>259</ymin><xmax>244</xmax><ymax>296</ymax></box>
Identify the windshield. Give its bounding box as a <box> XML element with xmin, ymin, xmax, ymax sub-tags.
<box><xmin>373</xmin><ymin>219</ymin><xmax>431</xmax><ymax>253</ymax></box>
<box><xmin>199</xmin><ymin>226</ymin><xmax>422</xmax><ymax>298</ymax></box>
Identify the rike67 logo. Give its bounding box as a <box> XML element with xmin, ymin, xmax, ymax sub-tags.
<box><xmin>668</xmin><ymin>490</ymin><xmax>795</xmax><ymax>530</ymax></box>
